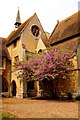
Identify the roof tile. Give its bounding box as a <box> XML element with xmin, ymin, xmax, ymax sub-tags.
<box><xmin>6</xmin><ymin>13</ymin><xmax>36</xmax><ymax>46</ymax></box>
<box><xmin>49</xmin><ymin>11</ymin><xmax>80</xmax><ymax>44</ymax></box>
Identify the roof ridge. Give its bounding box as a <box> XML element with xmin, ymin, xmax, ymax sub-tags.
<box><xmin>20</xmin><ymin>13</ymin><xmax>36</xmax><ymax>33</ymax></box>
<box><xmin>14</xmin><ymin>12</ymin><xmax>36</xmax><ymax>35</ymax></box>
<box><xmin>49</xmin><ymin>22</ymin><xmax>59</xmax><ymax>39</ymax></box>
<box><xmin>6</xmin><ymin>13</ymin><xmax>36</xmax><ymax>46</ymax></box>
<box><xmin>7</xmin><ymin>30</ymin><xmax>15</xmax><ymax>40</ymax></box>
<box><xmin>49</xmin><ymin>11</ymin><xmax>80</xmax><ymax>45</ymax></box>
<box><xmin>58</xmin><ymin>11</ymin><xmax>79</xmax><ymax>24</ymax></box>
<box><xmin>49</xmin><ymin>13</ymin><xmax>74</xmax><ymax>40</ymax></box>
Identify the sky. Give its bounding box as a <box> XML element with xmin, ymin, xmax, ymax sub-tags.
<box><xmin>0</xmin><ymin>0</ymin><xmax>79</xmax><ymax>38</ymax></box>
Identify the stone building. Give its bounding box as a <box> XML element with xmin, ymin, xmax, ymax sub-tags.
<box><xmin>49</xmin><ymin>11</ymin><xmax>80</xmax><ymax>97</ymax></box>
<box><xmin>6</xmin><ymin>9</ymin><xmax>50</xmax><ymax>98</ymax></box>
<box><xmin>2</xmin><ymin>9</ymin><xmax>80</xmax><ymax>98</ymax></box>
<box><xmin>0</xmin><ymin>37</ymin><xmax>11</xmax><ymax>97</ymax></box>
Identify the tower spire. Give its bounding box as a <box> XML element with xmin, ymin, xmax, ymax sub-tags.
<box><xmin>14</xmin><ymin>7</ymin><xmax>21</xmax><ymax>28</ymax></box>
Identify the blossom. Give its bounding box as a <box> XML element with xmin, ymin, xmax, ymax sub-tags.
<box><xmin>14</xmin><ymin>48</ymin><xmax>74</xmax><ymax>83</ymax></box>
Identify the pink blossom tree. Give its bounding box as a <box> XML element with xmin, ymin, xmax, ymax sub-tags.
<box><xmin>14</xmin><ymin>48</ymin><xmax>74</xmax><ymax>98</ymax></box>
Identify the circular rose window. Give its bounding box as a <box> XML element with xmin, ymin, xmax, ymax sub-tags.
<box><xmin>31</xmin><ymin>25</ymin><xmax>40</xmax><ymax>37</ymax></box>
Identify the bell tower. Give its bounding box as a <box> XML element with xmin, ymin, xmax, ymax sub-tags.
<box><xmin>14</xmin><ymin>7</ymin><xmax>21</xmax><ymax>28</ymax></box>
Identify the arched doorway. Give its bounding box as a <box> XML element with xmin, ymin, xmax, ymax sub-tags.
<box><xmin>12</xmin><ymin>80</ymin><xmax>16</xmax><ymax>96</ymax></box>
<box><xmin>27</xmin><ymin>81</ymin><xmax>34</xmax><ymax>97</ymax></box>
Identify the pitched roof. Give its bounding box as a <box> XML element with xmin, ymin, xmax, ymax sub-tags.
<box><xmin>49</xmin><ymin>11</ymin><xmax>80</xmax><ymax>44</ymax></box>
<box><xmin>6</xmin><ymin>13</ymin><xmax>50</xmax><ymax>47</ymax></box>
<box><xmin>0</xmin><ymin>37</ymin><xmax>11</xmax><ymax>60</ymax></box>
<box><xmin>6</xmin><ymin>13</ymin><xmax>36</xmax><ymax>46</ymax></box>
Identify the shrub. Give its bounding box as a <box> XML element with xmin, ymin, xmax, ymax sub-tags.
<box><xmin>0</xmin><ymin>111</ymin><xmax>12</xmax><ymax>119</ymax></box>
<box><xmin>76</xmin><ymin>95</ymin><xmax>80</xmax><ymax>101</ymax></box>
<box><xmin>67</xmin><ymin>92</ymin><xmax>73</xmax><ymax>100</ymax></box>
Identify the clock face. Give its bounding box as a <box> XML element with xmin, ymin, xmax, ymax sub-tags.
<box><xmin>31</xmin><ymin>25</ymin><xmax>40</xmax><ymax>37</ymax></box>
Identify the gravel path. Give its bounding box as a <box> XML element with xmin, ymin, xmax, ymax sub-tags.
<box><xmin>2</xmin><ymin>97</ymin><xmax>79</xmax><ymax>118</ymax></box>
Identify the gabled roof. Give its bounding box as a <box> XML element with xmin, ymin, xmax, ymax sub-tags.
<box><xmin>49</xmin><ymin>11</ymin><xmax>80</xmax><ymax>44</ymax></box>
<box><xmin>6</xmin><ymin>13</ymin><xmax>50</xmax><ymax>47</ymax></box>
<box><xmin>6</xmin><ymin>13</ymin><xmax>36</xmax><ymax>46</ymax></box>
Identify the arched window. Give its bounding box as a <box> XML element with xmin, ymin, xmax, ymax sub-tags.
<box><xmin>12</xmin><ymin>80</ymin><xmax>16</xmax><ymax>96</ymax></box>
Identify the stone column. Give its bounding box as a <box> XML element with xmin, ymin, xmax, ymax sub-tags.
<box><xmin>36</xmin><ymin>81</ymin><xmax>40</xmax><ymax>97</ymax></box>
<box><xmin>9</xmin><ymin>83</ymin><xmax>12</xmax><ymax>97</ymax></box>
<box><xmin>20</xmin><ymin>79</ymin><xmax>28</xmax><ymax>98</ymax></box>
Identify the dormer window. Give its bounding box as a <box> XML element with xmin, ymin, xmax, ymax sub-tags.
<box><xmin>31</xmin><ymin>25</ymin><xmax>40</xmax><ymax>37</ymax></box>
<box><xmin>13</xmin><ymin>41</ymin><xmax>17</xmax><ymax>48</ymax></box>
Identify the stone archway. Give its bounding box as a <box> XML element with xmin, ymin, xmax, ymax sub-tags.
<box><xmin>12</xmin><ymin>80</ymin><xmax>16</xmax><ymax>96</ymax></box>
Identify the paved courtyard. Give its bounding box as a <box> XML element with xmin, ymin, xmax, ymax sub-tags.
<box><xmin>1</xmin><ymin>97</ymin><xmax>79</xmax><ymax>118</ymax></box>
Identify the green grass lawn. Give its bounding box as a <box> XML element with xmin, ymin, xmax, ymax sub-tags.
<box><xmin>0</xmin><ymin>111</ymin><xmax>12</xmax><ymax>119</ymax></box>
